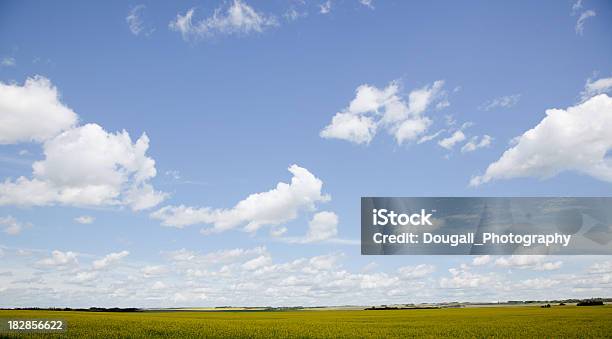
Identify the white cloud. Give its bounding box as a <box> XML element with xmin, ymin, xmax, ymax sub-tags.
<box><xmin>480</xmin><ymin>94</ymin><xmax>520</xmax><ymax>111</ymax></box>
<box><xmin>151</xmin><ymin>165</ymin><xmax>330</xmax><ymax>234</ymax></box>
<box><xmin>359</xmin><ymin>0</ymin><xmax>374</xmax><ymax>9</ymax></box>
<box><xmin>407</xmin><ymin>81</ymin><xmax>445</xmax><ymax>115</ymax></box>
<box><xmin>0</xmin><ymin>76</ymin><xmax>78</xmax><ymax>144</ymax></box>
<box><xmin>461</xmin><ymin>135</ymin><xmax>492</xmax><ymax>153</ymax></box>
<box><xmin>242</xmin><ymin>255</ymin><xmax>272</xmax><ymax>270</ymax></box>
<box><xmin>320</xmin><ymin>112</ymin><xmax>377</xmax><ymax>144</ymax></box>
<box><xmin>417</xmin><ymin>129</ymin><xmax>445</xmax><ymax>144</ymax></box>
<box><xmin>581</xmin><ymin>76</ymin><xmax>612</xmax><ymax>101</ymax></box>
<box><xmin>1</xmin><ymin>57</ymin><xmax>15</xmax><ymax>67</ymax></box>
<box><xmin>321</xmin><ymin>80</ymin><xmax>446</xmax><ymax>145</ymax></box>
<box><xmin>575</xmin><ymin>9</ymin><xmax>595</xmax><ymax>35</ymax></box>
<box><xmin>0</xmin><ymin>216</ymin><xmax>29</xmax><ymax>235</ymax></box>
<box><xmin>169</xmin><ymin>0</ymin><xmax>278</xmax><ymax>41</ymax></box>
<box><xmin>73</xmin><ymin>271</ymin><xmax>98</xmax><ymax>283</ymax></box>
<box><xmin>319</xmin><ymin>1</ymin><xmax>332</xmax><ymax>14</ymax></box>
<box><xmin>93</xmin><ymin>251</ymin><xmax>129</xmax><ymax>270</ymax></box>
<box><xmin>588</xmin><ymin>261</ymin><xmax>612</xmax><ymax>274</ymax></box>
<box><xmin>438</xmin><ymin>130</ymin><xmax>465</xmax><ymax>150</ymax></box>
<box><xmin>571</xmin><ymin>0</ymin><xmax>583</xmax><ymax>15</ymax></box>
<box><xmin>37</xmin><ymin>250</ymin><xmax>78</xmax><ymax>267</ymax></box>
<box><xmin>494</xmin><ymin>256</ymin><xmax>562</xmax><ymax>271</ymax></box>
<box><xmin>472</xmin><ymin>255</ymin><xmax>491</xmax><ymax>266</ymax></box>
<box><xmin>304</xmin><ymin>211</ymin><xmax>338</xmax><ymax>243</ymax></box>
<box><xmin>440</xmin><ymin>266</ymin><xmax>493</xmax><ymax>288</ymax></box>
<box><xmin>471</xmin><ymin>94</ymin><xmax>612</xmax><ymax>186</ymax></box>
<box><xmin>0</xmin><ymin>123</ymin><xmax>166</xmax><ymax>210</ymax></box>
<box><xmin>0</xmin><ymin>76</ymin><xmax>164</xmax><ymax>210</ymax></box>
<box><xmin>151</xmin><ymin>281</ymin><xmax>167</xmax><ymax>290</ymax></box>
<box><xmin>74</xmin><ymin>216</ymin><xmax>94</xmax><ymax>224</ymax></box>
<box><xmin>141</xmin><ymin>265</ymin><xmax>167</xmax><ymax>277</ymax></box>
<box><xmin>126</xmin><ymin>5</ymin><xmax>153</xmax><ymax>36</ymax></box>
<box><xmin>3</xmin><ymin>245</ymin><xmax>611</xmax><ymax>307</ymax></box>
<box><xmin>397</xmin><ymin>264</ymin><xmax>435</xmax><ymax>279</ymax></box>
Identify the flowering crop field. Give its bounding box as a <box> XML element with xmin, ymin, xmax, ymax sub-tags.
<box><xmin>1</xmin><ymin>305</ymin><xmax>611</xmax><ymax>338</ymax></box>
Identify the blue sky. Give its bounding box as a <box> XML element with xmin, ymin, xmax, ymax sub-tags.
<box><xmin>0</xmin><ymin>0</ymin><xmax>611</xmax><ymax>307</ymax></box>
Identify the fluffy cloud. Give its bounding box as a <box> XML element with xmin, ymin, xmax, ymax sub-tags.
<box><xmin>304</xmin><ymin>211</ymin><xmax>338</xmax><ymax>243</ymax></box>
<box><xmin>0</xmin><ymin>216</ymin><xmax>30</xmax><ymax>235</ymax></box>
<box><xmin>438</xmin><ymin>130</ymin><xmax>465</xmax><ymax>150</ymax></box>
<box><xmin>480</xmin><ymin>94</ymin><xmax>521</xmax><ymax>111</ymax></box>
<box><xmin>93</xmin><ymin>251</ymin><xmax>129</xmax><ymax>270</ymax></box>
<box><xmin>0</xmin><ymin>123</ymin><xmax>166</xmax><ymax>210</ymax></box>
<box><xmin>471</xmin><ymin>94</ymin><xmax>612</xmax><ymax>186</ymax></box>
<box><xmin>440</xmin><ymin>266</ymin><xmax>493</xmax><ymax>289</ymax></box>
<box><xmin>461</xmin><ymin>135</ymin><xmax>492</xmax><ymax>153</ymax></box>
<box><xmin>2</xmin><ymin>246</ymin><xmax>610</xmax><ymax>307</ymax></box>
<box><xmin>37</xmin><ymin>250</ymin><xmax>78</xmax><ymax>267</ymax></box>
<box><xmin>397</xmin><ymin>264</ymin><xmax>435</xmax><ymax>279</ymax></box>
<box><xmin>151</xmin><ymin>165</ymin><xmax>330</xmax><ymax>233</ymax></box>
<box><xmin>320</xmin><ymin>81</ymin><xmax>446</xmax><ymax>145</ymax></box>
<box><xmin>494</xmin><ymin>256</ymin><xmax>562</xmax><ymax>271</ymax></box>
<box><xmin>0</xmin><ymin>76</ymin><xmax>165</xmax><ymax>210</ymax></box>
<box><xmin>472</xmin><ymin>255</ymin><xmax>491</xmax><ymax>266</ymax></box>
<box><xmin>320</xmin><ymin>113</ymin><xmax>377</xmax><ymax>144</ymax></box>
<box><xmin>169</xmin><ymin>0</ymin><xmax>278</xmax><ymax>40</ymax></box>
<box><xmin>74</xmin><ymin>216</ymin><xmax>94</xmax><ymax>224</ymax></box>
<box><xmin>0</xmin><ymin>76</ymin><xmax>78</xmax><ymax>144</ymax></box>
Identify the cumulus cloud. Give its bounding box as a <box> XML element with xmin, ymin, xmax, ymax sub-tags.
<box><xmin>0</xmin><ymin>76</ymin><xmax>78</xmax><ymax>144</ymax></box>
<box><xmin>397</xmin><ymin>264</ymin><xmax>435</xmax><ymax>279</ymax></box>
<box><xmin>440</xmin><ymin>266</ymin><xmax>493</xmax><ymax>288</ymax></box>
<box><xmin>0</xmin><ymin>124</ymin><xmax>166</xmax><ymax>210</ymax></box>
<box><xmin>93</xmin><ymin>251</ymin><xmax>129</xmax><ymax>270</ymax></box>
<box><xmin>321</xmin><ymin>80</ymin><xmax>447</xmax><ymax>145</ymax></box>
<box><xmin>3</xmin><ymin>245</ymin><xmax>610</xmax><ymax>307</ymax></box>
<box><xmin>494</xmin><ymin>256</ymin><xmax>563</xmax><ymax>271</ymax></box>
<box><xmin>438</xmin><ymin>130</ymin><xmax>465</xmax><ymax>150</ymax></box>
<box><xmin>461</xmin><ymin>135</ymin><xmax>492</xmax><ymax>153</ymax></box>
<box><xmin>0</xmin><ymin>216</ymin><xmax>30</xmax><ymax>235</ymax></box>
<box><xmin>74</xmin><ymin>216</ymin><xmax>94</xmax><ymax>224</ymax></box>
<box><xmin>472</xmin><ymin>255</ymin><xmax>491</xmax><ymax>266</ymax></box>
<box><xmin>151</xmin><ymin>165</ymin><xmax>330</xmax><ymax>234</ymax></box>
<box><xmin>0</xmin><ymin>76</ymin><xmax>165</xmax><ymax>210</ymax></box>
<box><xmin>471</xmin><ymin>94</ymin><xmax>612</xmax><ymax>186</ymax></box>
<box><xmin>126</xmin><ymin>5</ymin><xmax>154</xmax><ymax>36</ymax></box>
<box><xmin>73</xmin><ymin>271</ymin><xmax>98</xmax><ymax>283</ymax></box>
<box><xmin>37</xmin><ymin>250</ymin><xmax>78</xmax><ymax>267</ymax></box>
<box><xmin>304</xmin><ymin>211</ymin><xmax>338</xmax><ymax>242</ymax></box>
<box><xmin>169</xmin><ymin>0</ymin><xmax>278</xmax><ymax>41</ymax></box>
<box><xmin>480</xmin><ymin>94</ymin><xmax>521</xmax><ymax>111</ymax></box>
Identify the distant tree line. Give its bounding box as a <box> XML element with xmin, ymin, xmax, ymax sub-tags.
<box><xmin>1</xmin><ymin>307</ymin><xmax>142</xmax><ymax>312</ymax></box>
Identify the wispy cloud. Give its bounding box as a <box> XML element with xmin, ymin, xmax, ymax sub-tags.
<box><xmin>126</xmin><ymin>5</ymin><xmax>154</xmax><ymax>37</ymax></box>
<box><xmin>1</xmin><ymin>57</ymin><xmax>15</xmax><ymax>67</ymax></box>
<box><xmin>572</xmin><ymin>1</ymin><xmax>596</xmax><ymax>36</ymax></box>
<box><xmin>169</xmin><ymin>0</ymin><xmax>278</xmax><ymax>41</ymax></box>
<box><xmin>480</xmin><ymin>94</ymin><xmax>521</xmax><ymax>111</ymax></box>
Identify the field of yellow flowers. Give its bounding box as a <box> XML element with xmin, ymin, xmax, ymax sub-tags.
<box><xmin>1</xmin><ymin>305</ymin><xmax>611</xmax><ymax>338</ymax></box>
